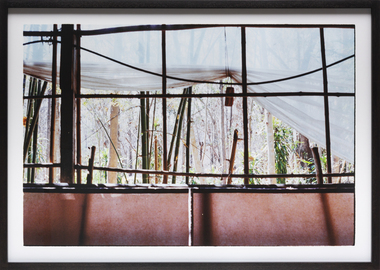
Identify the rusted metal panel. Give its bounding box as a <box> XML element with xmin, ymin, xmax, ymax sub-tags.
<box><xmin>192</xmin><ymin>193</ymin><xmax>354</xmax><ymax>246</ymax></box>
<box><xmin>24</xmin><ymin>192</ymin><xmax>353</xmax><ymax>246</ymax></box>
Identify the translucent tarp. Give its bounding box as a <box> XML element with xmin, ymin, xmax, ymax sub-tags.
<box><xmin>23</xmin><ymin>25</ymin><xmax>355</xmax><ymax>163</ymax></box>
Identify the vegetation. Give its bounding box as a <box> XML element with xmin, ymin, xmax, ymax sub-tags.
<box><xmin>23</xmin><ymin>75</ymin><xmax>354</xmax><ymax>185</ymax></box>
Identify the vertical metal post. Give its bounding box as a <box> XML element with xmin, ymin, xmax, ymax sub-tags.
<box><xmin>49</xmin><ymin>24</ymin><xmax>57</xmax><ymax>184</ymax></box>
<box><xmin>162</xmin><ymin>26</ymin><xmax>168</xmax><ymax>184</ymax></box>
<box><xmin>241</xmin><ymin>26</ymin><xmax>249</xmax><ymax>185</ymax></box>
<box><xmin>186</xmin><ymin>87</ymin><xmax>192</xmax><ymax>185</ymax></box>
<box><xmin>76</xmin><ymin>24</ymin><xmax>82</xmax><ymax>184</ymax></box>
<box><xmin>320</xmin><ymin>28</ymin><xmax>332</xmax><ymax>183</ymax></box>
<box><xmin>60</xmin><ymin>24</ymin><xmax>75</xmax><ymax>183</ymax></box>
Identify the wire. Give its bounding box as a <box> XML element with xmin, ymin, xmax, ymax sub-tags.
<box><xmin>23</xmin><ymin>39</ymin><xmax>354</xmax><ymax>86</ymax></box>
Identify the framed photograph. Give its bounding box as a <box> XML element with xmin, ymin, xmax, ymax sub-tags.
<box><xmin>2</xmin><ymin>1</ymin><xmax>379</xmax><ymax>269</ymax></box>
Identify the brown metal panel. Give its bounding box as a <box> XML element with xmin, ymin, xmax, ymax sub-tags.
<box><xmin>82</xmin><ymin>193</ymin><xmax>188</xmax><ymax>245</ymax></box>
<box><xmin>192</xmin><ymin>193</ymin><xmax>354</xmax><ymax>246</ymax></box>
<box><xmin>24</xmin><ymin>193</ymin><xmax>86</xmax><ymax>246</ymax></box>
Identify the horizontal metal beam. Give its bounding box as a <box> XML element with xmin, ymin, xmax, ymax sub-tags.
<box><xmin>23</xmin><ymin>183</ymin><xmax>355</xmax><ymax>194</ymax></box>
<box><xmin>23</xmin><ymin>163</ymin><xmax>60</xmax><ymax>168</ymax></box>
<box><xmin>77</xmin><ymin>91</ymin><xmax>354</xmax><ymax>99</ymax></box>
<box><xmin>74</xmin><ymin>164</ymin><xmax>354</xmax><ymax>179</ymax></box>
<box><xmin>23</xmin><ymin>24</ymin><xmax>355</xmax><ymax>37</ymax></box>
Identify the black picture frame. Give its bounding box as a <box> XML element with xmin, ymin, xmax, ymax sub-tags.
<box><xmin>1</xmin><ymin>1</ymin><xmax>379</xmax><ymax>269</ymax></box>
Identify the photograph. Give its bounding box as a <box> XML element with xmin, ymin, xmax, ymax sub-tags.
<box><xmin>22</xmin><ymin>23</ymin><xmax>356</xmax><ymax>247</ymax></box>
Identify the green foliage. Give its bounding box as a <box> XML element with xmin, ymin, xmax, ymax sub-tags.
<box><xmin>273</xmin><ymin>118</ymin><xmax>292</xmax><ymax>184</ymax></box>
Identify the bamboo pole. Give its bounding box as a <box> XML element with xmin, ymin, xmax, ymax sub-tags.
<box><xmin>186</xmin><ymin>87</ymin><xmax>192</xmax><ymax>185</ymax></box>
<box><xmin>154</xmin><ymin>136</ymin><xmax>158</xmax><ymax>184</ymax></box>
<box><xmin>149</xmin><ymin>96</ymin><xmax>157</xmax><ymax>179</ymax></box>
<box><xmin>30</xmin><ymin>111</ymin><xmax>39</xmax><ymax>183</ymax></box>
<box><xmin>23</xmin><ymin>81</ymin><xmax>48</xmax><ymax>162</ymax></box>
<box><xmin>227</xmin><ymin>129</ymin><xmax>239</xmax><ymax>185</ymax></box>
<box><xmin>134</xmin><ymin>112</ymin><xmax>141</xmax><ymax>184</ymax></box>
<box><xmin>24</xmin><ymin>77</ymin><xmax>35</xmax><ymax>163</ymax></box>
<box><xmin>86</xmin><ymin>146</ymin><xmax>96</xmax><ymax>185</ymax></box>
<box><xmin>312</xmin><ymin>146</ymin><xmax>324</xmax><ymax>184</ymax></box>
<box><xmin>146</xmin><ymin>93</ymin><xmax>150</xmax><ymax>172</ymax></box>
<box><xmin>140</xmin><ymin>92</ymin><xmax>149</xmax><ymax>183</ymax></box>
<box><xmin>167</xmin><ymin>89</ymin><xmax>187</xmax><ymax>167</ymax></box>
<box><xmin>72</xmin><ymin>163</ymin><xmax>354</xmax><ymax>179</ymax></box>
<box><xmin>172</xmin><ymin>87</ymin><xmax>189</xmax><ymax>183</ymax></box>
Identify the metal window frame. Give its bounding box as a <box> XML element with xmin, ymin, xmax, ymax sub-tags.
<box><xmin>22</xmin><ymin>23</ymin><xmax>355</xmax><ymax>187</ymax></box>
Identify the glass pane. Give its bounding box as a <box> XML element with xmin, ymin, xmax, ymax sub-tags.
<box><xmin>246</xmin><ymin>28</ymin><xmax>322</xmax><ymax>80</ymax></box>
<box><xmin>324</xmin><ymin>28</ymin><xmax>355</xmax><ymax>66</ymax></box>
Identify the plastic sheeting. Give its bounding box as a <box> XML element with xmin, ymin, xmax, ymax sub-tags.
<box><xmin>23</xmin><ymin>25</ymin><xmax>355</xmax><ymax>163</ymax></box>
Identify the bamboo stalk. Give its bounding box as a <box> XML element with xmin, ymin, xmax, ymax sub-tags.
<box><xmin>30</xmin><ymin>80</ymin><xmax>42</xmax><ymax>183</ymax></box>
<box><xmin>86</xmin><ymin>146</ymin><xmax>96</xmax><ymax>184</ymax></box>
<box><xmin>96</xmin><ymin>116</ymin><xmax>127</xmax><ymax>182</ymax></box>
<box><xmin>312</xmin><ymin>146</ymin><xmax>324</xmax><ymax>184</ymax></box>
<box><xmin>172</xmin><ymin>87</ymin><xmax>189</xmax><ymax>183</ymax></box>
<box><xmin>154</xmin><ymin>136</ymin><xmax>158</xmax><ymax>184</ymax></box>
<box><xmin>186</xmin><ymin>87</ymin><xmax>192</xmax><ymax>185</ymax></box>
<box><xmin>140</xmin><ymin>92</ymin><xmax>149</xmax><ymax>183</ymax></box>
<box><xmin>134</xmin><ymin>112</ymin><xmax>141</xmax><ymax>184</ymax></box>
<box><xmin>227</xmin><ymin>129</ymin><xmax>239</xmax><ymax>185</ymax></box>
<box><xmin>30</xmin><ymin>113</ymin><xmax>39</xmax><ymax>183</ymax></box>
<box><xmin>167</xmin><ymin>89</ymin><xmax>187</xmax><ymax>168</ymax></box>
<box><xmin>77</xmin><ymin>165</ymin><xmax>353</xmax><ymax>179</ymax></box>
<box><xmin>24</xmin><ymin>77</ymin><xmax>35</xmax><ymax>161</ymax></box>
<box><xmin>23</xmin><ymin>80</ymin><xmax>48</xmax><ymax>162</ymax></box>
<box><xmin>149</xmin><ymin>97</ymin><xmax>156</xmax><ymax>168</ymax></box>
<box><xmin>146</xmin><ymin>93</ymin><xmax>150</xmax><ymax>171</ymax></box>
<box><xmin>25</xmin><ymin>77</ymin><xmax>37</xmax><ymax>183</ymax></box>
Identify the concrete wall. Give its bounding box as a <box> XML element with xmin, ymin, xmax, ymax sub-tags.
<box><xmin>24</xmin><ymin>192</ymin><xmax>354</xmax><ymax>246</ymax></box>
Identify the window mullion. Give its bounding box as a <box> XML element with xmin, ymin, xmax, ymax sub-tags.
<box><xmin>162</xmin><ymin>26</ymin><xmax>168</xmax><ymax>184</ymax></box>
<box><xmin>320</xmin><ymin>27</ymin><xmax>332</xmax><ymax>183</ymax></box>
<box><xmin>241</xmin><ymin>26</ymin><xmax>249</xmax><ymax>185</ymax></box>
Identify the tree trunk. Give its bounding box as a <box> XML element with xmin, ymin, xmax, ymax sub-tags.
<box><xmin>190</xmin><ymin>125</ymin><xmax>203</xmax><ymax>183</ymax></box>
<box><xmin>296</xmin><ymin>133</ymin><xmax>313</xmax><ymax>167</ymax></box>
<box><xmin>108</xmin><ymin>103</ymin><xmax>120</xmax><ymax>184</ymax></box>
<box><xmin>265</xmin><ymin>110</ymin><xmax>276</xmax><ymax>184</ymax></box>
<box><xmin>332</xmin><ymin>155</ymin><xmax>340</xmax><ymax>183</ymax></box>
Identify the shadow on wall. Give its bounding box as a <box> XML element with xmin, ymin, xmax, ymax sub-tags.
<box><xmin>24</xmin><ymin>192</ymin><xmax>354</xmax><ymax>246</ymax></box>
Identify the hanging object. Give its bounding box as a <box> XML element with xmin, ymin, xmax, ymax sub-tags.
<box><xmin>225</xmin><ymin>86</ymin><xmax>234</xmax><ymax>107</ymax></box>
